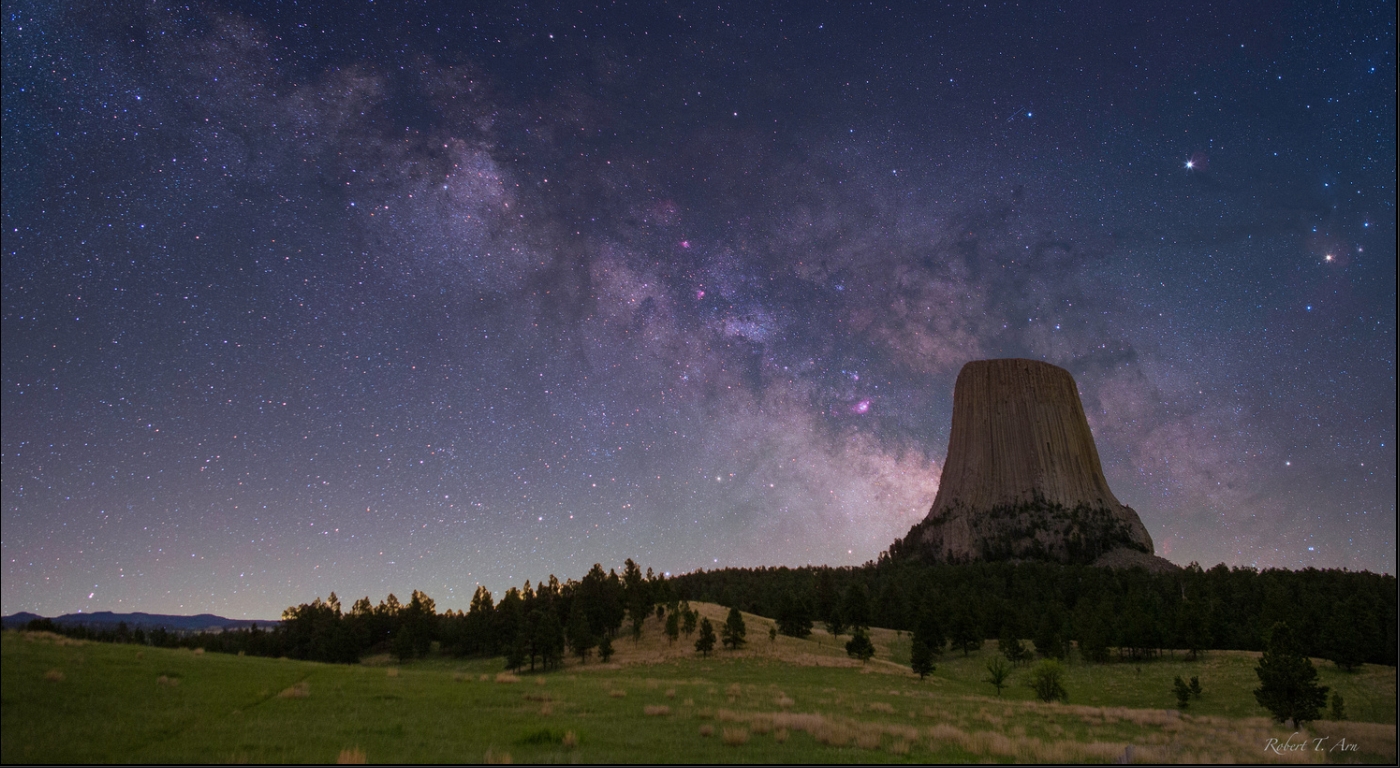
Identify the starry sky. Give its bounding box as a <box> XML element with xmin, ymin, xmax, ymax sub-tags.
<box><xmin>3</xmin><ymin>1</ymin><xmax>1394</xmax><ymax>619</ymax></box>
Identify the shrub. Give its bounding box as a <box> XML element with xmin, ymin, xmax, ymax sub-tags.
<box><xmin>1028</xmin><ymin>660</ymin><xmax>1068</xmax><ymax>703</ymax></box>
<box><xmin>1329</xmin><ymin>692</ymin><xmax>1347</xmax><ymax>721</ymax></box>
<box><xmin>721</xmin><ymin>727</ymin><xmax>750</xmax><ymax>746</ymax></box>
<box><xmin>1172</xmin><ymin>676</ymin><xmax>1191</xmax><ymax>709</ymax></box>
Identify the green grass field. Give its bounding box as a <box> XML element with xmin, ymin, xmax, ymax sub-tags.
<box><xmin>3</xmin><ymin>604</ymin><xmax>1394</xmax><ymax>763</ymax></box>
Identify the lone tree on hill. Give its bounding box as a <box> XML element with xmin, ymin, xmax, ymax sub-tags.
<box><xmin>984</xmin><ymin>656</ymin><xmax>1012</xmax><ymax>696</ymax></box>
<box><xmin>1254</xmin><ymin>621</ymin><xmax>1329</xmax><ymax>728</ymax></box>
<box><xmin>681</xmin><ymin>602</ymin><xmax>698</xmax><ymax>637</ymax></box>
<box><xmin>695</xmin><ymin>617</ymin><xmax>717</xmax><ymax>657</ymax></box>
<box><xmin>910</xmin><ymin>637</ymin><xmax>936</xmax><ymax>679</ymax></box>
<box><xmin>845</xmin><ymin>627</ymin><xmax>875</xmax><ymax>662</ymax></box>
<box><xmin>664</xmin><ymin>610</ymin><xmax>680</xmax><ymax>644</ymax></box>
<box><xmin>722</xmin><ymin>606</ymin><xmax>747</xmax><ymax>650</ymax></box>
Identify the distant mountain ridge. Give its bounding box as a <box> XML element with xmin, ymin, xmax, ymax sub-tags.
<box><xmin>2</xmin><ymin>610</ymin><xmax>274</xmax><ymax>631</ymax></box>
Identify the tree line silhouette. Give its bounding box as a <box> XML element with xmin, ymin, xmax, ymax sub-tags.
<box><xmin>21</xmin><ymin>558</ymin><xmax>1396</xmax><ymax>671</ymax></box>
<box><xmin>668</xmin><ymin>559</ymin><xmax>1396</xmax><ymax>668</ymax></box>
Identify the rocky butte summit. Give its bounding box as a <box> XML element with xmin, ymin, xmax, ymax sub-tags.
<box><xmin>891</xmin><ymin>358</ymin><xmax>1177</xmax><ymax>572</ymax></box>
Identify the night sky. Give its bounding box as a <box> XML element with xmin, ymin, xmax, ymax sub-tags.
<box><xmin>3</xmin><ymin>1</ymin><xmax>1394</xmax><ymax>619</ymax></box>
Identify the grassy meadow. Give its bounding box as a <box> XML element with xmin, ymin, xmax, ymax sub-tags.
<box><xmin>3</xmin><ymin>602</ymin><xmax>1394</xmax><ymax>764</ymax></box>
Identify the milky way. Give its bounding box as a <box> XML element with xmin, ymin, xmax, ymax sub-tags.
<box><xmin>3</xmin><ymin>2</ymin><xmax>1394</xmax><ymax>617</ymax></box>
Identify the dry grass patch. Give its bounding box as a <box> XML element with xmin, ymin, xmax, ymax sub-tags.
<box><xmin>156</xmin><ymin>675</ymin><xmax>180</xmax><ymax>687</ymax></box>
<box><xmin>867</xmin><ymin>701</ymin><xmax>895</xmax><ymax>714</ymax></box>
<box><xmin>385</xmin><ymin>667</ymin><xmax>399</xmax><ymax>678</ymax></box>
<box><xmin>494</xmin><ymin>672</ymin><xmax>520</xmax><ymax>683</ymax></box>
<box><xmin>562</xmin><ymin>731</ymin><xmax>578</xmax><ymax>749</ymax></box>
<box><xmin>278</xmin><ymin>681</ymin><xmax>311</xmax><ymax>699</ymax></box>
<box><xmin>193</xmin><ymin>647</ymin><xmax>205</xmax><ymax>655</ymax></box>
<box><xmin>483</xmin><ymin>747</ymin><xmax>512</xmax><ymax>764</ymax></box>
<box><xmin>698</xmin><ymin>724</ymin><xmax>714</xmax><ymax>737</ymax></box>
<box><xmin>855</xmin><ymin>729</ymin><xmax>883</xmax><ymax>750</ymax></box>
<box><xmin>721</xmin><ymin>727</ymin><xmax>750</xmax><ymax>746</ymax></box>
<box><xmin>608</xmin><ymin>689</ymin><xmax>627</xmax><ymax>698</ymax></box>
<box><xmin>775</xmin><ymin>693</ymin><xmax>794</xmax><ymax>709</ymax></box>
<box><xmin>664</xmin><ymin>688</ymin><xmax>676</xmax><ymax>698</ymax></box>
<box><xmin>335</xmin><ymin>747</ymin><xmax>367</xmax><ymax>764</ymax></box>
<box><xmin>43</xmin><ymin>669</ymin><xmax>64</xmax><ymax>682</ymax></box>
<box><xmin>644</xmin><ymin>704</ymin><xmax>672</xmax><ymax>716</ymax></box>
<box><xmin>774</xmin><ymin>728</ymin><xmax>789</xmax><ymax>743</ymax></box>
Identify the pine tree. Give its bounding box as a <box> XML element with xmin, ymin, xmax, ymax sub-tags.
<box><xmin>1000</xmin><ymin>624</ymin><xmax>1031</xmax><ymax>666</ymax></box>
<box><xmin>664</xmin><ymin>610</ymin><xmax>680</xmax><ymax>644</ymax></box>
<box><xmin>1173</xmin><ymin>595</ymin><xmax>1212</xmax><ymax>661</ymax></box>
<box><xmin>776</xmin><ymin>589</ymin><xmax>813</xmax><ymax>638</ymax></box>
<box><xmin>567</xmin><ymin>602</ymin><xmax>595</xmax><ymax>662</ymax></box>
<box><xmin>722</xmin><ymin>606</ymin><xmax>747</xmax><ymax>650</ymax></box>
<box><xmin>875</xmin><ymin>580</ymin><xmax>907</xmax><ymax>631</ymax></box>
<box><xmin>1323</xmin><ymin>596</ymin><xmax>1375</xmax><ymax>671</ymax></box>
<box><xmin>948</xmin><ymin>603</ymin><xmax>982</xmax><ymax>656</ymax></box>
<box><xmin>910</xmin><ymin>638</ymin><xmax>935</xmax><ymax>679</ymax></box>
<box><xmin>842</xmin><ymin>582</ymin><xmax>872</xmax><ymax>631</ymax></box>
<box><xmin>913</xmin><ymin>601</ymin><xmax>945</xmax><ymax>659</ymax></box>
<box><xmin>814</xmin><ymin>569</ymin><xmax>838</xmax><ymax>634</ymax></box>
<box><xmin>845</xmin><ymin>627</ymin><xmax>875</xmax><ymax>662</ymax></box>
<box><xmin>1254</xmin><ymin>622</ymin><xmax>1329</xmax><ymax>728</ymax></box>
<box><xmin>597</xmin><ymin>633</ymin><xmax>615</xmax><ymax>663</ymax></box>
<box><xmin>695</xmin><ymin>617</ymin><xmax>717</xmax><ymax>657</ymax></box>
<box><xmin>1329</xmin><ymin>692</ymin><xmax>1347</xmax><ymax>721</ymax></box>
<box><xmin>1033</xmin><ymin>610</ymin><xmax>1066</xmax><ymax>660</ymax></box>
<box><xmin>1077</xmin><ymin>607</ymin><xmax>1112</xmax><ymax>664</ymax></box>
<box><xmin>1173</xmin><ymin>676</ymin><xmax>1192</xmax><ymax>709</ymax></box>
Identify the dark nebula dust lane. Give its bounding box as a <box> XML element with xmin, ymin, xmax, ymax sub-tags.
<box><xmin>2</xmin><ymin>1</ymin><xmax>1394</xmax><ymax>617</ymax></box>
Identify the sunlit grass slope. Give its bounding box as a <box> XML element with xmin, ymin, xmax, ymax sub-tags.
<box><xmin>3</xmin><ymin>604</ymin><xmax>1394</xmax><ymax>764</ymax></box>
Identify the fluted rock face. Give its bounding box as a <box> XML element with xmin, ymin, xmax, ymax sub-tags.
<box><xmin>892</xmin><ymin>359</ymin><xmax>1156</xmax><ymax>565</ymax></box>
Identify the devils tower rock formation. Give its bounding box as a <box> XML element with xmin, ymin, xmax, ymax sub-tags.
<box><xmin>891</xmin><ymin>358</ymin><xmax>1169</xmax><ymax>569</ymax></box>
